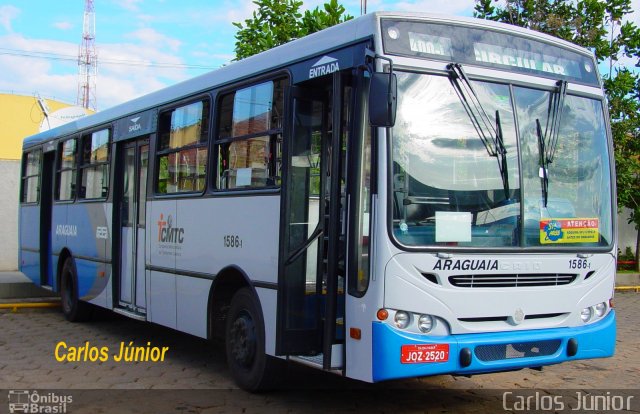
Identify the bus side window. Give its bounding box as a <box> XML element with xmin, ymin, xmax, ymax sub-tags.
<box><xmin>79</xmin><ymin>129</ymin><xmax>110</xmax><ymax>200</ymax></box>
<box><xmin>156</xmin><ymin>99</ymin><xmax>210</xmax><ymax>194</ymax></box>
<box><xmin>21</xmin><ymin>150</ymin><xmax>42</xmax><ymax>204</ymax></box>
<box><xmin>215</xmin><ymin>79</ymin><xmax>285</xmax><ymax>190</ymax></box>
<box><xmin>56</xmin><ymin>139</ymin><xmax>77</xmax><ymax>201</ymax></box>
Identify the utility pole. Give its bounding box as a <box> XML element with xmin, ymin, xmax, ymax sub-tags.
<box><xmin>77</xmin><ymin>0</ymin><xmax>97</xmax><ymax>111</ymax></box>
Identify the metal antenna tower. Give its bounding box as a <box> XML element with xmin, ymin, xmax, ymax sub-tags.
<box><xmin>77</xmin><ymin>0</ymin><xmax>97</xmax><ymax>110</ymax></box>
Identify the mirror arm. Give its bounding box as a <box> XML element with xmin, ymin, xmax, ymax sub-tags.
<box><xmin>365</xmin><ymin>48</ymin><xmax>395</xmax><ymax>105</ymax></box>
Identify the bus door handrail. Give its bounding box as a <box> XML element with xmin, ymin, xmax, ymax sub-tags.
<box><xmin>284</xmin><ymin>225</ymin><xmax>323</xmax><ymax>266</ymax></box>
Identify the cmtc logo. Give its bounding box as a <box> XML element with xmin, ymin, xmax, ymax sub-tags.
<box><xmin>309</xmin><ymin>56</ymin><xmax>340</xmax><ymax>79</ymax></box>
<box><xmin>157</xmin><ymin>213</ymin><xmax>184</xmax><ymax>244</ymax></box>
<box><xmin>128</xmin><ymin>116</ymin><xmax>142</xmax><ymax>133</ymax></box>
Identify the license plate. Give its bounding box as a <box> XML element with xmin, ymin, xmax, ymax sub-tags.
<box><xmin>401</xmin><ymin>344</ymin><xmax>449</xmax><ymax>364</ymax></box>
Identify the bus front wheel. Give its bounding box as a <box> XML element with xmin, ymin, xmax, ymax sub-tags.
<box><xmin>225</xmin><ymin>287</ymin><xmax>282</xmax><ymax>391</ymax></box>
<box><xmin>60</xmin><ymin>257</ymin><xmax>92</xmax><ymax>322</ymax></box>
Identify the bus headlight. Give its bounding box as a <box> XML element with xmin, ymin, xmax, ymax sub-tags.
<box><xmin>594</xmin><ymin>302</ymin><xmax>607</xmax><ymax>318</ymax></box>
<box><xmin>394</xmin><ymin>311</ymin><xmax>411</xmax><ymax>329</ymax></box>
<box><xmin>418</xmin><ymin>314</ymin><xmax>434</xmax><ymax>333</ymax></box>
<box><xmin>580</xmin><ymin>307</ymin><xmax>592</xmax><ymax>323</ymax></box>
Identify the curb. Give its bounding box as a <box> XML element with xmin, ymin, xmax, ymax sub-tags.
<box><xmin>0</xmin><ymin>272</ymin><xmax>59</xmax><ymax>300</ymax></box>
<box><xmin>0</xmin><ymin>301</ymin><xmax>60</xmax><ymax>311</ymax></box>
<box><xmin>615</xmin><ymin>286</ymin><xmax>640</xmax><ymax>292</ymax></box>
<box><xmin>0</xmin><ymin>283</ymin><xmax>58</xmax><ymax>300</ymax></box>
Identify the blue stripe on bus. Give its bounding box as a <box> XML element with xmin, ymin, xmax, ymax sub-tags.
<box><xmin>75</xmin><ymin>259</ymin><xmax>102</xmax><ymax>298</ymax></box>
<box><xmin>20</xmin><ymin>250</ymin><xmax>40</xmax><ymax>285</ymax></box>
<box><xmin>372</xmin><ymin>311</ymin><xmax>616</xmax><ymax>382</ymax></box>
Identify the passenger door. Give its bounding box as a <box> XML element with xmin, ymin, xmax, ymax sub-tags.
<box><xmin>277</xmin><ymin>71</ymin><xmax>352</xmax><ymax>369</ymax></box>
<box><xmin>40</xmin><ymin>151</ymin><xmax>55</xmax><ymax>287</ymax></box>
<box><xmin>116</xmin><ymin>138</ymin><xmax>149</xmax><ymax>313</ymax></box>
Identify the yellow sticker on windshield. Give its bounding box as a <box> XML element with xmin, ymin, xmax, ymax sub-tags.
<box><xmin>540</xmin><ymin>218</ymin><xmax>599</xmax><ymax>244</ymax></box>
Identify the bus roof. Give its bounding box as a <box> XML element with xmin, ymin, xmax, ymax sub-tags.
<box><xmin>22</xmin><ymin>11</ymin><xmax>595</xmax><ymax>150</ymax></box>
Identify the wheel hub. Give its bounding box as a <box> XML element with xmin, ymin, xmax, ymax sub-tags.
<box><xmin>230</xmin><ymin>312</ymin><xmax>257</xmax><ymax>368</ymax></box>
<box><xmin>62</xmin><ymin>278</ymin><xmax>72</xmax><ymax>313</ymax></box>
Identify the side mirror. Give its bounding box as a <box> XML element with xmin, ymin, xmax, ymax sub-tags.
<box><xmin>369</xmin><ymin>72</ymin><xmax>397</xmax><ymax>127</ymax></box>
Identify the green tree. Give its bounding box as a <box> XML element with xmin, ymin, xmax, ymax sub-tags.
<box><xmin>475</xmin><ymin>0</ymin><xmax>640</xmax><ymax>269</ymax></box>
<box><xmin>233</xmin><ymin>0</ymin><xmax>353</xmax><ymax>60</ymax></box>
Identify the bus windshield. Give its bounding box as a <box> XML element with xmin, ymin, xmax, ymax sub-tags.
<box><xmin>391</xmin><ymin>71</ymin><xmax>613</xmax><ymax>248</ymax></box>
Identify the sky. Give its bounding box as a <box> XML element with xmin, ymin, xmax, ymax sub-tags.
<box><xmin>0</xmin><ymin>0</ymin><xmax>638</xmax><ymax>111</ymax></box>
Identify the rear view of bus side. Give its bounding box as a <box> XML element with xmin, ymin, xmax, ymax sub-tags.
<box><xmin>19</xmin><ymin>12</ymin><xmax>616</xmax><ymax>391</ymax></box>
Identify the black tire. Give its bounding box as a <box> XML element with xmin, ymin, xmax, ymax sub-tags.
<box><xmin>60</xmin><ymin>257</ymin><xmax>93</xmax><ymax>322</ymax></box>
<box><xmin>225</xmin><ymin>287</ymin><xmax>283</xmax><ymax>391</ymax></box>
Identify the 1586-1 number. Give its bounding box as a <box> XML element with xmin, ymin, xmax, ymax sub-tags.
<box><xmin>569</xmin><ymin>259</ymin><xmax>590</xmax><ymax>269</ymax></box>
<box><xmin>223</xmin><ymin>235</ymin><xmax>243</xmax><ymax>248</ymax></box>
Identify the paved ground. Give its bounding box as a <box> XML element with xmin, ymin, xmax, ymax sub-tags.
<box><xmin>1</xmin><ymin>293</ymin><xmax>638</xmax><ymax>413</ymax></box>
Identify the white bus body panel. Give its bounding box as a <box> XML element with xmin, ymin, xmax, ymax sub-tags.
<box><xmin>256</xmin><ymin>287</ymin><xmax>278</xmax><ymax>356</ymax></box>
<box><xmin>384</xmin><ymin>253</ymin><xmax>616</xmax><ymax>334</ymax></box>
<box><xmin>146</xmin><ymin>195</ymin><xmax>280</xmax><ymax>339</ymax></box>
<box><xmin>176</xmin><ymin>276</ymin><xmax>213</xmax><ymax>338</ymax></box>
<box><xmin>166</xmin><ymin>196</ymin><xmax>280</xmax><ymax>282</ymax></box>
<box><xmin>149</xmin><ymin>270</ymin><xmax>177</xmax><ymax>329</ymax></box>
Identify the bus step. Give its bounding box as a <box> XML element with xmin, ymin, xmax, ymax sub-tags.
<box><xmin>113</xmin><ymin>307</ymin><xmax>147</xmax><ymax>321</ymax></box>
<box><xmin>290</xmin><ymin>344</ymin><xmax>343</xmax><ymax>369</ymax></box>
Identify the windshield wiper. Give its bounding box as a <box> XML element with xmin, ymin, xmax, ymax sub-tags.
<box><xmin>536</xmin><ymin>119</ymin><xmax>549</xmax><ymax>207</ymax></box>
<box><xmin>536</xmin><ymin>80</ymin><xmax>568</xmax><ymax>208</ymax></box>
<box><xmin>447</xmin><ymin>63</ymin><xmax>497</xmax><ymax>156</ymax></box>
<box><xmin>495</xmin><ymin>111</ymin><xmax>510</xmax><ymax>200</ymax></box>
<box><xmin>448</xmin><ymin>63</ymin><xmax>510</xmax><ymax>199</ymax></box>
<box><xmin>545</xmin><ymin>80</ymin><xmax>567</xmax><ymax>163</ymax></box>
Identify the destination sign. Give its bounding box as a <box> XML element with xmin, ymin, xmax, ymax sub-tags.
<box><xmin>383</xmin><ymin>20</ymin><xmax>598</xmax><ymax>86</ymax></box>
<box><xmin>473</xmin><ymin>42</ymin><xmax>581</xmax><ymax>77</ymax></box>
<box><xmin>408</xmin><ymin>32</ymin><xmax>452</xmax><ymax>58</ymax></box>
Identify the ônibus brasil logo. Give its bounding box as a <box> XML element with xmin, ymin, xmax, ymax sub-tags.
<box><xmin>157</xmin><ymin>214</ymin><xmax>185</xmax><ymax>244</ymax></box>
<box><xmin>8</xmin><ymin>390</ymin><xmax>72</xmax><ymax>413</ymax></box>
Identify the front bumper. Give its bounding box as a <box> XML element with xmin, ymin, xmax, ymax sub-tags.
<box><xmin>372</xmin><ymin>311</ymin><xmax>616</xmax><ymax>382</ymax></box>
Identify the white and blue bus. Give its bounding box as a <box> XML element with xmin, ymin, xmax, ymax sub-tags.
<box><xmin>19</xmin><ymin>12</ymin><xmax>616</xmax><ymax>390</ymax></box>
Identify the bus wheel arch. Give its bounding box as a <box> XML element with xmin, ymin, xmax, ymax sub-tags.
<box><xmin>58</xmin><ymin>253</ymin><xmax>92</xmax><ymax>322</ymax></box>
<box><xmin>56</xmin><ymin>248</ymin><xmax>73</xmax><ymax>293</ymax></box>
<box><xmin>207</xmin><ymin>266</ymin><xmax>253</xmax><ymax>341</ymax></box>
<box><xmin>207</xmin><ymin>267</ymin><xmax>282</xmax><ymax>391</ymax></box>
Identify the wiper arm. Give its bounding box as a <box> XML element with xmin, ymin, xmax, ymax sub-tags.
<box><xmin>448</xmin><ymin>63</ymin><xmax>510</xmax><ymax>199</ymax></box>
<box><xmin>496</xmin><ymin>110</ymin><xmax>510</xmax><ymax>200</ymax></box>
<box><xmin>447</xmin><ymin>63</ymin><xmax>497</xmax><ymax>156</ymax></box>
<box><xmin>545</xmin><ymin>80</ymin><xmax>567</xmax><ymax>164</ymax></box>
<box><xmin>536</xmin><ymin>119</ymin><xmax>549</xmax><ymax>208</ymax></box>
<box><xmin>535</xmin><ymin>80</ymin><xmax>567</xmax><ymax>208</ymax></box>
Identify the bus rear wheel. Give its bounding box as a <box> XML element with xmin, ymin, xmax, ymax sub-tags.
<box><xmin>225</xmin><ymin>287</ymin><xmax>283</xmax><ymax>391</ymax></box>
<box><xmin>60</xmin><ymin>257</ymin><xmax>92</xmax><ymax>322</ymax></box>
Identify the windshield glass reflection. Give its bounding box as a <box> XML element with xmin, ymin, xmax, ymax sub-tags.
<box><xmin>392</xmin><ymin>72</ymin><xmax>521</xmax><ymax>247</ymax></box>
<box><xmin>390</xmin><ymin>71</ymin><xmax>613</xmax><ymax>248</ymax></box>
<box><xmin>515</xmin><ymin>87</ymin><xmax>613</xmax><ymax>247</ymax></box>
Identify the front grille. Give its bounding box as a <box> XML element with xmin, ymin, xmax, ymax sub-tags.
<box><xmin>449</xmin><ymin>273</ymin><xmax>577</xmax><ymax>288</ymax></box>
<box><xmin>458</xmin><ymin>313</ymin><xmax>565</xmax><ymax>323</ymax></box>
<box><xmin>475</xmin><ymin>340</ymin><xmax>561</xmax><ymax>361</ymax></box>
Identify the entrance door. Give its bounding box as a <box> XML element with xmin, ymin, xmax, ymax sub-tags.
<box><xmin>39</xmin><ymin>151</ymin><xmax>55</xmax><ymax>287</ymax></box>
<box><xmin>277</xmin><ymin>72</ymin><xmax>351</xmax><ymax>368</ymax></box>
<box><xmin>117</xmin><ymin>139</ymin><xmax>149</xmax><ymax>312</ymax></box>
